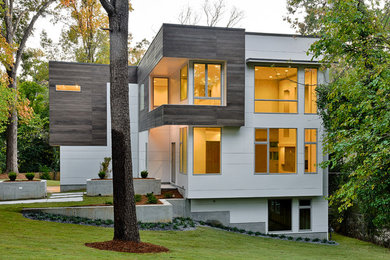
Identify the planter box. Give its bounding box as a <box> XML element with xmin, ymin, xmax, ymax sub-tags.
<box><xmin>86</xmin><ymin>178</ymin><xmax>161</xmax><ymax>196</ymax></box>
<box><xmin>0</xmin><ymin>180</ymin><xmax>46</xmax><ymax>201</ymax></box>
<box><xmin>23</xmin><ymin>199</ymin><xmax>173</xmax><ymax>223</ymax></box>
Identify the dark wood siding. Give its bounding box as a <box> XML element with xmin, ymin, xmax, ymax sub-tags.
<box><xmin>139</xmin><ymin>24</ymin><xmax>245</xmax><ymax>131</ymax></box>
<box><xmin>49</xmin><ymin>62</ymin><xmax>137</xmax><ymax>146</ymax></box>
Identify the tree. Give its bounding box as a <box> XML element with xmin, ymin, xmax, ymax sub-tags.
<box><xmin>0</xmin><ymin>0</ymin><xmax>56</xmax><ymax>173</ymax></box>
<box><xmin>99</xmin><ymin>0</ymin><xmax>140</xmax><ymax>242</ymax></box>
<box><xmin>310</xmin><ymin>0</ymin><xmax>390</xmax><ymax>229</ymax></box>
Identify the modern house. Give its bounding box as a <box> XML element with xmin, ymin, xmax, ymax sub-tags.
<box><xmin>49</xmin><ymin>24</ymin><xmax>328</xmax><ymax>239</ymax></box>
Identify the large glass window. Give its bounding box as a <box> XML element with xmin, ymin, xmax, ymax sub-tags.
<box><xmin>305</xmin><ymin>68</ymin><xmax>317</xmax><ymax>114</ymax></box>
<box><xmin>193</xmin><ymin>127</ymin><xmax>221</xmax><ymax>174</ymax></box>
<box><xmin>299</xmin><ymin>200</ymin><xmax>311</xmax><ymax>230</ymax></box>
<box><xmin>305</xmin><ymin>129</ymin><xmax>317</xmax><ymax>173</ymax></box>
<box><xmin>180</xmin><ymin>65</ymin><xmax>188</xmax><ymax>101</ymax></box>
<box><xmin>180</xmin><ymin>127</ymin><xmax>187</xmax><ymax>174</ymax></box>
<box><xmin>153</xmin><ymin>78</ymin><xmax>168</xmax><ymax>109</ymax></box>
<box><xmin>255</xmin><ymin>128</ymin><xmax>297</xmax><ymax>174</ymax></box>
<box><xmin>268</xmin><ymin>199</ymin><xmax>292</xmax><ymax>231</ymax></box>
<box><xmin>194</xmin><ymin>63</ymin><xmax>222</xmax><ymax>106</ymax></box>
<box><xmin>255</xmin><ymin>66</ymin><xmax>298</xmax><ymax>113</ymax></box>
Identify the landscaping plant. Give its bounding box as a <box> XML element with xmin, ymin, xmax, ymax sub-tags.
<box><xmin>146</xmin><ymin>192</ymin><xmax>158</xmax><ymax>204</ymax></box>
<box><xmin>8</xmin><ymin>172</ymin><xmax>17</xmax><ymax>181</ymax></box>
<box><xmin>25</xmin><ymin>173</ymin><xmax>35</xmax><ymax>181</ymax></box>
<box><xmin>134</xmin><ymin>194</ymin><xmax>142</xmax><ymax>203</ymax></box>
<box><xmin>98</xmin><ymin>171</ymin><xmax>106</xmax><ymax>180</ymax></box>
<box><xmin>140</xmin><ymin>170</ymin><xmax>148</xmax><ymax>178</ymax></box>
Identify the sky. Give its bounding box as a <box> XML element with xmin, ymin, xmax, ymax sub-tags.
<box><xmin>29</xmin><ymin>0</ymin><xmax>296</xmax><ymax>49</ymax></box>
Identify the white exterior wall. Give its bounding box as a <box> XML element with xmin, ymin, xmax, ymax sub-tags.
<box><xmin>60</xmin><ymin>83</ymin><xmax>139</xmax><ymax>186</ymax></box>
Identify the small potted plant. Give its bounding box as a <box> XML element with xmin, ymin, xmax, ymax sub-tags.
<box><xmin>98</xmin><ymin>157</ymin><xmax>111</xmax><ymax>179</ymax></box>
<box><xmin>8</xmin><ymin>172</ymin><xmax>17</xmax><ymax>181</ymax></box>
<box><xmin>98</xmin><ymin>171</ymin><xmax>106</xmax><ymax>179</ymax></box>
<box><xmin>25</xmin><ymin>173</ymin><xmax>35</xmax><ymax>181</ymax></box>
<box><xmin>140</xmin><ymin>170</ymin><xmax>148</xmax><ymax>178</ymax></box>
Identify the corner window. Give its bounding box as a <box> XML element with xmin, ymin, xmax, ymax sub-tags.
<box><xmin>179</xmin><ymin>127</ymin><xmax>187</xmax><ymax>174</ymax></box>
<box><xmin>56</xmin><ymin>85</ymin><xmax>81</xmax><ymax>92</ymax></box>
<box><xmin>193</xmin><ymin>127</ymin><xmax>221</xmax><ymax>174</ymax></box>
<box><xmin>299</xmin><ymin>199</ymin><xmax>311</xmax><ymax>230</ymax></box>
<box><xmin>194</xmin><ymin>63</ymin><xmax>222</xmax><ymax>106</ymax></box>
<box><xmin>268</xmin><ymin>199</ymin><xmax>292</xmax><ymax>231</ymax></box>
<box><xmin>152</xmin><ymin>78</ymin><xmax>169</xmax><ymax>109</ymax></box>
<box><xmin>304</xmin><ymin>68</ymin><xmax>317</xmax><ymax>114</ymax></box>
<box><xmin>140</xmin><ymin>84</ymin><xmax>145</xmax><ymax>111</ymax></box>
<box><xmin>180</xmin><ymin>65</ymin><xmax>188</xmax><ymax>101</ymax></box>
<box><xmin>255</xmin><ymin>128</ymin><xmax>297</xmax><ymax>174</ymax></box>
<box><xmin>254</xmin><ymin>66</ymin><xmax>297</xmax><ymax>113</ymax></box>
<box><xmin>304</xmin><ymin>129</ymin><xmax>317</xmax><ymax>173</ymax></box>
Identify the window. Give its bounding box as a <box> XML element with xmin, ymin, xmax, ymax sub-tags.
<box><xmin>153</xmin><ymin>78</ymin><xmax>168</xmax><ymax>109</ymax></box>
<box><xmin>255</xmin><ymin>67</ymin><xmax>297</xmax><ymax>113</ymax></box>
<box><xmin>194</xmin><ymin>63</ymin><xmax>222</xmax><ymax>106</ymax></box>
<box><xmin>304</xmin><ymin>129</ymin><xmax>317</xmax><ymax>173</ymax></box>
<box><xmin>180</xmin><ymin>65</ymin><xmax>188</xmax><ymax>101</ymax></box>
<box><xmin>268</xmin><ymin>199</ymin><xmax>292</xmax><ymax>231</ymax></box>
<box><xmin>193</xmin><ymin>127</ymin><xmax>221</xmax><ymax>174</ymax></box>
<box><xmin>299</xmin><ymin>200</ymin><xmax>311</xmax><ymax>230</ymax></box>
<box><xmin>180</xmin><ymin>127</ymin><xmax>187</xmax><ymax>174</ymax></box>
<box><xmin>255</xmin><ymin>128</ymin><xmax>297</xmax><ymax>174</ymax></box>
<box><xmin>56</xmin><ymin>85</ymin><xmax>81</xmax><ymax>92</ymax></box>
<box><xmin>140</xmin><ymin>84</ymin><xmax>145</xmax><ymax>111</ymax></box>
<box><xmin>305</xmin><ymin>68</ymin><xmax>317</xmax><ymax>113</ymax></box>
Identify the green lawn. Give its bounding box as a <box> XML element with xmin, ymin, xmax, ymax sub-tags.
<box><xmin>44</xmin><ymin>180</ymin><xmax>60</xmax><ymax>186</ymax></box>
<box><xmin>0</xmin><ymin>198</ymin><xmax>388</xmax><ymax>259</ymax></box>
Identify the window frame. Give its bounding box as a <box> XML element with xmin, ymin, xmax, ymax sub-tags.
<box><xmin>180</xmin><ymin>64</ymin><xmax>188</xmax><ymax>101</ymax></box>
<box><xmin>304</xmin><ymin>128</ymin><xmax>318</xmax><ymax>174</ymax></box>
<box><xmin>299</xmin><ymin>199</ymin><xmax>312</xmax><ymax>231</ymax></box>
<box><xmin>179</xmin><ymin>127</ymin><xmax>187</xmax><ymax>174</ymax></box>
<box><xmin>254</xmin><ymin>66</ymin><xmax>298</xmax><ymax>114</ymax></box>
<box><xmin>192</xmin><ymin>127</ymin><xmax>222</xmax><ymax>175</ymax></box>
<box><xmin>304</xmin><ymin>68</ymin><xmax>318</xmax><ymax>115</ymax></box>
<box><xmin>254</xmin><ymin>128</ymin><xmax>297</xmax><ymax>175</ymax></box>
<box><xmin>268</xmin><ymin>199</ymin><xmax>293</xmax><ymax>232</ymax></box>
<box><xmin>152</xmin><ymin>77</ymin><xmax>169</xmax><ymax>109</ymax></box>
<box><xmin>193</xmin><ymin>62</ymin><xmax>224</xmax><ymax>105</ymax></box>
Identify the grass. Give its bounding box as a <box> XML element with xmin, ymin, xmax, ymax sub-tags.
<box><xmin>0</xmin><ymin>198</ymin><xmax>388</xmax><ymax>259</ymax></box>
<box><xmin>44</xmin><ymin>180</ymin><xmax>60</xmax><ymax>186</ymax></box>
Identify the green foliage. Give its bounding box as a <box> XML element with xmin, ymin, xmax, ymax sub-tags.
<box><xmin>25</xmin><ymin>173</ymin><xmax>35</xmax><ymax>181</ymax></box>
<box><xmin>140</xmin><ymin>170</ymin><xmax>148</xmax><ymax>178</ymax></box>
<box><xmin>146</xmin><ymin>192</ymin><xmax>158</xmax><ymax>204</ymax></box>
<box><xmin>98</xmin><ymin>171</ymin><xmax>106</xmax><ymax>180</ymax></box>
<box><xmin>310</xmin><ymin>0</ymin><xmax>390</xmax><ymax>229</ymax></box>
<box><xmin>164</xmin><ymin>192</ymin><xmax>173</xmax><ymax>199</ymax></box>
<box><xmin>98</xmin><ymin>157</ymin><xmax>111</xmax><ymax>179</ymax></box>
<box><xmin>8</xmin><ymin>172</ymin><xmax>17</xmax><ymax>181</ymax></box>
<box><xmin>134</xmin><ymin>194</ymin><xmax>142</xmax><ymax>203</ymax></box>
<box><xmin>39</xmin><ymin>166</ymin><xmax>51</xmax><ymax>180</ymax></box>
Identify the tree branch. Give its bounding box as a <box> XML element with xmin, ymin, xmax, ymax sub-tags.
<box><xmin>99</xmin><ymin>0</ymin><xmax>114</xmax><ymax>16</ymax></box>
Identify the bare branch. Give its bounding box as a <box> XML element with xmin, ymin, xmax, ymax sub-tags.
<box><xmin>226</xmin><ymin>6</ymin><xmax>244</xmax><ymax>28</ymax></box>
<box><xmin>178</xmin><ymin>5</ymin><xmax>200</xmax><ymax>25</ymax></box>
<box><xmin>99</xmin><ymin>0</ymin><xmax>114</xmax><ymax>16</ymax></box>
<box><xmin>203</xmin><ymin>0</ymin><xmax>225</xmax><ymax>27</ymax></box>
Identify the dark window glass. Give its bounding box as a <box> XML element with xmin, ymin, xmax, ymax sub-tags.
<box><xmin>299</xmin><ymin>208</ymin><xmax>311</xmax><ymax>230</ymax></box>
<box><xmin>268</xmin><ymin>199</ymin><xmax>292</xmax><ymax>231</ymax></box>
<box><xmin>299</xmin><ymin>200</ymin><xmax>311</xmax><ymax>206</ymax></box>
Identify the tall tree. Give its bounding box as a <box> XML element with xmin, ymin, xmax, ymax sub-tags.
<box><xmin>99</xmin><ymin>0</ymin><xmax>140</xmax><ymax>242</ymax></box>
<box><xmin>0</xmin><ymin>0</ymin><xmax>56</xmax><ymax>173</ymax></box>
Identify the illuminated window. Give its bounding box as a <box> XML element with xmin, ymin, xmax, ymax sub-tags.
<box><xmin>153</xmin><ymin>78</ymin><xmax>168</xmax><ymax>109</ymax></box>
<box><xmin>180</xmin><ymin>65</ymin><xmax>188</xmax><ymax>101</ymax></box>
<box><xmin>305</xmin><ymin>129</ymin><xmax>317</xmax><ymax>173</ymax></box>
<box><xmin>180</xmin><ymin>127</ymin><xmax>187</xmax><ymax>174</ymax></box>
<box><xmin>194</xmin><ymin>63</ymin><xmax>222</xmax><ymax>106</ymax></box>
<box><xmin>299</xmin><ymin>200</ymin><xmax>311</xmax><ymax>230</ymax></box>
<box><xmin>56</xmin><ymin>85</ymin><xmax>81</xmax><ymax>92</ymax></box>
<box><xmin>255</xmin><ymin>128</ymin><xmax>296</xmax><ymax>174</ymax></box>
<box><xmin>268</xmin><ymin>199</ymin><xmax>292</xmax><ymax>231</ymax></box>
<box><xmin>305</xmin><ymin>68</ymin><xmax>317</xmax><ymax>114</ymax></box>
<box><xmin>254</xmin><ymin>67</ymin><xmax>297</xmax><ymax>113</ymax></box>
<box><xmin>193</xmin><ymin>127</ymin><xmax>221</xmax><ymax>174</ymax></box>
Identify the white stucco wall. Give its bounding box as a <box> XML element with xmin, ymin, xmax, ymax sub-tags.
<box><xmin>60</xmin><ymin>83</ymin><xmax>139</xmax><ymax>186</ymax></box>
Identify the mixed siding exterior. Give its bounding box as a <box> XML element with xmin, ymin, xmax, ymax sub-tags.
<box><xmin>49</xmin><ymin>24</ymin><xmax>328</xmax><ymax>238</ymax></box>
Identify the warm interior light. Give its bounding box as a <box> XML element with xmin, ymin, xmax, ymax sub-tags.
<box><xmin>56</xmin><ymin>85</ymin><xmax>81</xmax><ymax>92</ymax></box>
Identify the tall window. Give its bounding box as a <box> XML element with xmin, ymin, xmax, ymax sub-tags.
<box><xmin>193</xmin><ymin>127</ymin><xmax>221</xmax><ymax>174</ymax></box>
<box><xmin>194</xmin><ymin>63</ymin><xmax>222</xmax><ymax>106</ymax></box>
<box><xmin>305</xmin><ymin>68</ymin><xmax>317</xmax><ymax>113</ymax></box>
<box><xmin>153</xmin><ymin>78</ymin><xmax>168</xmax><ymax>109</ymax></box>
<box><xmin>305</xmin><ymin>129</ymin><xmax>317</xmax><ymax>173</ymax></box>
<box><xmin>268</xmin><ymin>199</ymin><xmax>292</xmax><ymax>231</ymax></box>
<box><xmin>299</xmin><ymin>200</ymin><xmax>311</xmax><ymax>230</ymax></box>
<box><xmin>255</xmin><ymin>66</ymin><xmax>298</xmax><ymax>113</ymax></box>
<box><xmin>139</xmin><ymin>84</ymin><xmax>144</xmax><ymax>111</ymax></box>
<box><xmin>179</xmin><ymin>127</ymin><xmax>187</xmax><ymax>174</ymax></box>
<box><xmin>255</xmin><ymin>128</ymin><xmax>297</xmax><ymax>174</ymax></box>
<box><xmin>180</xmin><ymin>65</ymin><xmax>188</xmax><ymax>101</ymax></box>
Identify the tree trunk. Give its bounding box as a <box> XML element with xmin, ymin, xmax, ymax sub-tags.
<box><xmin>100</xmin><ymin>0</ymin><xmax>140</xmax><ymax>242</ymax></box>
<box><xmin>5</xmin><ymin>68</ymin><xmax>18</xmax><ymax>173</ymax></box>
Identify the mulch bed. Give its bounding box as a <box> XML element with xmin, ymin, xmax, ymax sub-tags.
<box><xmin>85</xmin><ymin>240</ymin><xmax>169</xmax><ymax>253</ymax></box>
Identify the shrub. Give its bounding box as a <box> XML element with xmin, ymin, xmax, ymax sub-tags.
<box><xmin>8</xmin><ymin>172</ymin><xmax>17</xmax><ymax>181</ymax></box>
<box><xmin>140</xmin><ymin>170</ymin><xmax>148</xmax><ymax>178</ymax></box>
<box><xmin>164</xmin><ymin>192</ymin><xmax>173</xmax><ymax>198</ymax></box>
<box><xmin>312</xmin><ymin>238</ymin><xmax>320</xmax><ymax>242</ymax></box>
<box><xmin>104</xmin><ymin>201</ymin><xmax>112</xmax><ymax>205</ymax></box>
<box><xmin>39</xmin><ymin>166</ymin><xmax>51</xmax><ymax>180</ymax></box>
<box><xmin>25</xmin><ymin>173</ymin><xmax>35</xmax><ymax>181</ymax></box>
<box><xmin>287</xmin><ymin>236</ymin><xmax>294</xmax><ymax>240</ymax></box>
<box><xmin>304</xmin><ymin>237</ymin><xmax>311</xmax><ymax>242</ymax></box>
<box><xmin>98</xmin><ymin>171</ymin><xmax>106</xmax><ymax>179</ymax></box>
<box><xmin>134</xmin><ymin>194</ymin><xmax>142</xmax><ymax>202</ymax></box>
<box><xmin>146</xmin><ymin>193</ymin><xmax>158</xmax><ymax>204</ymax></box>
<box><xmin>296</xmin><ymin>237</ymin><xmax>303</xmax><ymax>241</ymax></box>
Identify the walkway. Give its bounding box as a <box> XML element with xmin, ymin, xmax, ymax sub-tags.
<box><xmin>0</xmin><ymin>192</ymin><xmax>84</xmax><ymax>205</ymax></box>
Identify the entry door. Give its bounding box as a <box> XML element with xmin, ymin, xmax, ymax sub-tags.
<box><xmin>171</xmin><ymin>142</ymin><xmax>176</xmax><ymax>183</ymax></box>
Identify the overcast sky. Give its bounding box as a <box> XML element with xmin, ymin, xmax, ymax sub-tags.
<box><xmin>29</xmin><ymin>0</ymin><xmax>296</xmax><ymax>49</ymax></box>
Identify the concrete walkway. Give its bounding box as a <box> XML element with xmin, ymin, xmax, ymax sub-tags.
<box><xmin>0</xmin><ymin>192</ymin><xmax>84</xmax><ymax>205</ymax></box>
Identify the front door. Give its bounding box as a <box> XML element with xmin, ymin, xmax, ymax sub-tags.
<box><xmin>171</xmin><ymin>142</ymin><xmax>176</xmax><ymax>183</ymax></box>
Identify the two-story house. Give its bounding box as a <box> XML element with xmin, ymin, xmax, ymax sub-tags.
<box><xmin>49</xmin><ymin>24</ymin><xmax>328</xmax><ymax>239</ymax></box>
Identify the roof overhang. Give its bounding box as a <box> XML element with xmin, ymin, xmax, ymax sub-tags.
<box><xmin>246</xmin><ymin>58</ymin><xmax>321</xmax><ymax>67</ymax></box>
